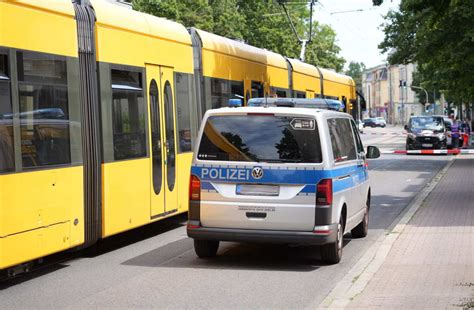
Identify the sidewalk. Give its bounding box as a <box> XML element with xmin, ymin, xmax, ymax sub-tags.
<box><xmin>348</xmin><ymin>156</ymin><xmax>474</xmax><ymax>309</ymax></box>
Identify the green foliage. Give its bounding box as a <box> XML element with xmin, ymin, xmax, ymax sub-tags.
<box><xmin>379</xmin><ymin>0</ymin><xmax>474</xmax><ymax>103</ymax></box>
<box><xmin>345</xmin><ymin>61</ymin><xmax>366</xmax><ymax>90</ymax></box>
<box><xmin>132</xmin><ymin>0</ymin><xmax>345</xmax><ymax>71</ymax></box>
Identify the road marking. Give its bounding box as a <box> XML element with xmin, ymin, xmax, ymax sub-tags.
<box><xmin>381</xmin><ymin>149</ymin><xmax>474</xmax><ymax>155</ymax></box>
<box><xmin>317</xmin><ymin>156</ymin><xmax>455</xmax><ymax>309</ymax></box>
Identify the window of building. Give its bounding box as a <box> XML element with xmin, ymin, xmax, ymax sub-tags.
<box><xmin>175</xmin><ymin>72</ymin><xmax>196</xmax><ymax>153</ymax></box>
<box><xmin>0</xmin><ymin>52</ymin><xmax>14</xmax><ymax>172</ymax></box>
<box><xmin>17</xmin><ymin>51</ymin><xmax>72</xmax><ymax>168</ymax></box>
<box><xmin>111</xmin><ymin>69</ymin><xmax>146</xmax><ymax>160</ymax></box>
<box><xmin>327</xmin><ymin>118</ymin><xmax>357</xmax><ymax>163</ymax></box>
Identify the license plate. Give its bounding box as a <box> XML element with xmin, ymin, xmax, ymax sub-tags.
<box><xmin>422</xmin><ymin>143</ymin><xmax>433</xmax><ymax>147</ymax></box>
<box><xmin>236</xmin><ymin>184</ymin><xmax>279</xmax><ymax>196</ymax></box>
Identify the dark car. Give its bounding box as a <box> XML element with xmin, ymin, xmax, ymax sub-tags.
<box><xmin>405</xmin><ymin>116</ymin><xmax>447</xmax><ymax>150</ymax></box>
<box><xmin>363</xmin><ymin>118</ymin><xmax>377</xmax><ymax>128</ymax></box>
<box><xmin>363</xmin><ymin>117</ymin><xmax>385</xmax><ymax>128</ymax></box>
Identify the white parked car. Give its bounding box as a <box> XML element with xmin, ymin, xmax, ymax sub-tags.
<box><xmin>357</xmin><ymin>119</ymin><xmax>364</xmax><ymax>133</ymax></box>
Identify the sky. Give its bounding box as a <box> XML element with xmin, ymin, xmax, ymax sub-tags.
<box><xmin>313</xmin><ymin>0</ymin><xmax>401</xmax><ymax>70</ymax></box>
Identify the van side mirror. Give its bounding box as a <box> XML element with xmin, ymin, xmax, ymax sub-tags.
<box><xmin>404</xmin><ymin>125</ymin><xmax>408</xmax><ymax>131</ymax></box>
<box><xmin>366</xmin><ymin>145</ymin><xmax>381</xmax><ymax>159</ymax></box>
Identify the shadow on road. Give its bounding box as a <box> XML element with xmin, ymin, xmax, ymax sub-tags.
<box><xmin>368</xmin><ymin>157</ymin><xmax>450</xmax><ymax>172</ymax></box>
<box><xmin>83</xmin><ymin>214</ymin><xmax>187</xmax><ymax>258</ymax></box>
<box><xmin>0</xmin><ymin>214</ymin><xmax>187</xmax><ymax>287</ymax></box>
<box><xmin>122</xmin><ymin>237</ymin><xmax>352</xmax><ymax>272</ymax></box>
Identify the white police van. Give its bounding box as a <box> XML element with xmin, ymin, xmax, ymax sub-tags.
<box><xmin>187</xmin><ymin>98</ymin><xmax>380</xmax><ymax>264</ymax></box>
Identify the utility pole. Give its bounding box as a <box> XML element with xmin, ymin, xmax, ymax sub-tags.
<box><xmin>278</xmin><ymin>0</ymin><xmax>316</xmax><ymax>62</ymax></box>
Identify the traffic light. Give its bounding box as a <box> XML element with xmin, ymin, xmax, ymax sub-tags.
<box><xmin>349</xmin><ymin>103</ymin><xmax>353</xmax><ymax>111</ymax></box>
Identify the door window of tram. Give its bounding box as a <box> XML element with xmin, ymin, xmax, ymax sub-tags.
<box><xmin>251</xmin><ymin>81</ymin><xmax>264</xmax><ymax>98</ymax></box>
<box><xmin>17</xmin><ymin>51</ymin><xmax>71</xmax><ymax>168</ymax></box>
<box><xmin>149</xmin><ymin>79</ymin><xmax>162</xmax><ymax>195</ymax></box>
<box><xmin>163</xmin><ymin>81</ymin><xmax>176</xmax><ymax>191</ymax></box>
<box><xmin>175</xmin><ymin>73</ymin><xmax>195</xmax><ymax>153</ymax></box>
<box><xmin>0</xmin><ymin>52</ymin><xmax>14</xmax><ymax>172</ymax></box>
<box><xmin>111</xmin><ymin>69</ymin><xmax>146</xmax><ymax>160</ymax></box>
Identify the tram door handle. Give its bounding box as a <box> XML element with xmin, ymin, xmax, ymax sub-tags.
<box><xmin>164</xmin><ymin>141</ymin><xmax>172</xmax><ymax>165</ymax></box>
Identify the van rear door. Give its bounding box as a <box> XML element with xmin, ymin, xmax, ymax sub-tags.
<box><xmin>193</xmin><ymin>113</ymin><xmax>325</xmax><ymax>231</ymax></box>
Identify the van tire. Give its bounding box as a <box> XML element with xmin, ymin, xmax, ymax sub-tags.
<box><xmin>321</xmin><ymin>217</ymin><xmax>343</xmax><ymax>264</ymax></box>
<box><xmin>351</xmin><ymin>204</ymin><xmax>369</xmax><ymax>238</ymax></box>
<box><xmin>194</xmin><ymin>240</ymin><xmax>219</xmax><ymax>258</ymax></box>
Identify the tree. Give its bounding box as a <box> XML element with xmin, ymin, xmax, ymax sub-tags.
<box><xmin>379</xmin><ymin>0</ymin><xmax>474</xmax><ymax>105</ymax></box>
<box><xmin>345</xmin><ymin>61</ymin><xmax>366</xmax><ymax>91</ymax></box>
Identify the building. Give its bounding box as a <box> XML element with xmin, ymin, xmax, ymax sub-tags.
<box><xmin>362</xmin><ymin>63</ymin><xmax>422</xmax><ymax>124</ymax></box>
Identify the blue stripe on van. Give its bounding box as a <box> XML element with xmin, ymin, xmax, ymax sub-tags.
<box><xmin>192</xmin><ymin>164</ymin><xmax>368</xmax><ymax>193</ymax></box>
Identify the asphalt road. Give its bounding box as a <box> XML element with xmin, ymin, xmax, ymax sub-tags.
<box><xmin>0</xmin><ymin>126</ymin><xmax>451</xmax><ymax>309</ymax></box>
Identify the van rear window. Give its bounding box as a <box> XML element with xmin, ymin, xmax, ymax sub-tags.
<box><xmin>197</xmin><ymin>115</ymin><xmax>322</xmax><ymax>163</ymax></box>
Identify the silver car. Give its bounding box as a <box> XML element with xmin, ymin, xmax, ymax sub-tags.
<box><xmin>187</xmin><ymin>104</ymin><xmax>380</xmax><ymax>264</ymax></box>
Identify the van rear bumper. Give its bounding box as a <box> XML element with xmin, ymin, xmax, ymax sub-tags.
<box><xmin>187</xmin><ymin>221</ymin><xmax>338</xmax><ymax>245</ymax></box>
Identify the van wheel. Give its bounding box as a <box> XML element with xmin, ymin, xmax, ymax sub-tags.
<box><xmin>321</xmin><ymin>217</ymin><xmax>343</xmax><ymax>264</ymax></box>
<box><xmin>351</xmin><ymin>202</ymin><xmax>369</xmax><ymax>238</ymax></box>
<box><xmin>194</xmin><ymin>240</ymin><xmax>219</xmax><ymax>258</ymax></box>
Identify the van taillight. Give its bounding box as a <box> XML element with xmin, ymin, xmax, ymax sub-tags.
<box><xmin>316</xmin><ymin>178</ymin><xmax>333</xmax><ymax>206</ymax></box>
<box><xmin>189</xmin><ymin>175</ymin><xmax>201</xmax><ymax>201</ymax></box>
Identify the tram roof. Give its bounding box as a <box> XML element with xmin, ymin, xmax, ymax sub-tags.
<box><xmin>192</xmin><ymin>28</ymin><xmax>288</xmax><ymax>69</ymax></box>
<box><xmin>92</xmin><ymin>0</ymin><xmax>191</xmax><ymax>45</ymax></box>
<box><xmin>319</xmin><ymin>67</ymin><xmax>355</xmax><ymax>86</ymax></box>
<box><xmin>286</xmin><ymin>58</ymin><xmax>321</xmax><ymax>78</ymax></box>
<box><xmin>6</xmin><ymin>0</ymin><xmax>76</xmax><ymax>17</ymax></box>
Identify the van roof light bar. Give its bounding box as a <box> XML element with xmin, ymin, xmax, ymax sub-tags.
<box><xmin>247</xmin><ymin>97</ymin><xmax>344</xmax><ymax>111</ymax></box>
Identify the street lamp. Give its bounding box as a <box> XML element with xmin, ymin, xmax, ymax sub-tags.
<box><xmin>411</xmin><ymin>85</ymin><xmax>429</xmax><ymax>114</ymax></box>
<box><xmin>411</xmin><ymin>85</ymin><xmax>429</xmax><ymax>104</ymax></box>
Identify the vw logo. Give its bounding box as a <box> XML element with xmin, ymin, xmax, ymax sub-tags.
<box><xmin>252</xmin><ymin>167</ymin><xmax>264</xmax><ymax>180</ymax></box>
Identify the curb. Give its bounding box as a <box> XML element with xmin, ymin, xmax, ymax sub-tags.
<box><xmin>317</xmin><ymin>156</ymin><xmax>456</xmax><ymax>309</ymax></box>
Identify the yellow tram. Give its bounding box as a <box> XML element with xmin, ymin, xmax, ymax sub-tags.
<box><xmin>0</xmin><ymin>0</ymin><xmax>356</xmax><ymax>273</ymax></box>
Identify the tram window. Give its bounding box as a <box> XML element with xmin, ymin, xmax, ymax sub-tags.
<box><xmin>111</xmin><ymin>69</ymin><xmax>146</xmax><ymax>160</ymax></box>
<box><xmin>0</xmin><ymin>53</ymin><xmax>14</xmax><ymax>172</ymax></box>
<box><xmin>205</xmin><ymin>78</ymin><xmax>244</xmax><ymax>110</ymax></box>
<box><xmin>149</xmin><ymin>79</ymin><xmax>162</xmax><ymax>195</ymax></box>
<box><xmin>209</xmin><ymin>77</ymin><xmax>230</xmax><ymax>109</ymax></box>
<box><xmin>175</xmin><ymin>73</ymin><xmax>194</xmax><ymax>153</ymax></box>
<box><xmin>17</xmin><ymin>51</ymin><xmax>71</xmax><ymax>168</ymax></box>
<box><xmin>251</xmin><ymin>81</ymin><xmax>264</xmax><ymax>98</ymax></box>
<box><xmin>0</xmin><ymin>54</ymin><xmax>8</xmax><ymax>78</ymax></box>
<box><xmin>271</xmin><ymin>87</ymin><xmax>289</xmax><ymax>98</ymax></box>
<box><xmin>231</xmin><ymin>81</ymin><xmax>244</xmax><ymax>100</ymax></box>
<box><xmin>295</xmin><ymin>91</ymin><xmax>306</xmax><ymax>98</ymax></box>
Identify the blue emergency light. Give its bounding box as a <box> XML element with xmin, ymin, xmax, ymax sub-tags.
<box><xmin>248</xmin><ymin>98</ymin><xmax>345</xmax><ymax>111</ymax></box>
<box><xmin>228</xmin><ymin>99</ymin><xmax>243</xmax><ymax>107</ymax></box>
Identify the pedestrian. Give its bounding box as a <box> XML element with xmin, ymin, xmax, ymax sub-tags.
<box><xmin>451</xmin><ymin>118</ymin><xmax>460</xmax><ymax>148</ymax></box>
<box><xmin>460</xmin><ymin>120</ymin><xmax>470</xmax><ymax>148</ymax></box>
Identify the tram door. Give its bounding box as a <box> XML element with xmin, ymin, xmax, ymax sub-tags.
<box><xmin>147</xmin><ymin>65</ymin><xmax>178</xmax><ymax>218</ymax></box>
